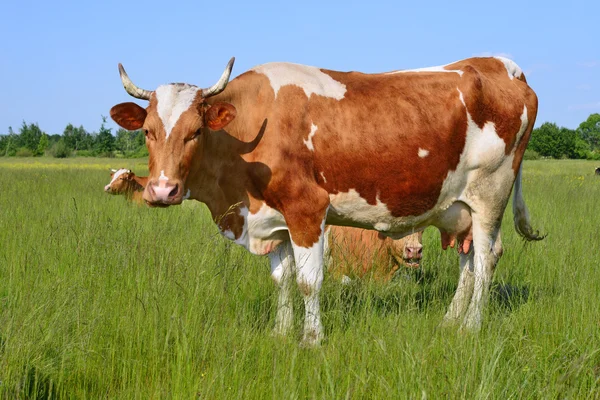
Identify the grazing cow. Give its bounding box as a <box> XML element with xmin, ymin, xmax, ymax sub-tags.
<box><xmin>104</xmin><ymin>168</ymin><xmax>148</xmax><ymax>203</ymax></box>
<box><xmin>595</xmin><ymin>167</ymin><xmax>600</xmax><ymax>175</ymax></box>
<box><xmin>110</xmin><ymin>56</ymin><xmax>544</xmax><ymax>345</ymax></box>
<box><xmin>326</xmin><ymin>227</ymin><xmax>423</xmax><ymax>282</ymax></box>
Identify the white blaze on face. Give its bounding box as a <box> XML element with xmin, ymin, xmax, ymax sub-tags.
<box><xmin>159</xmin><ymin>170</ymin><xmax>168</xmax><ymax>181</ymax></box>
<box><xmin>105</xmin><ymin>168</ymin><xmax>130</xmax><ymax>190</ymax></box>
<box><xmin>252</xmin><ymin>62</ymin><xmax>347</xmax><ymax>100</ymax></box>
<box><xmin>155</xmin><ymin>84</ymin><xmax>201</xmax><ymax>140</ymax></box>
<box><xmin>303</xmin><ymin>123</ymin><xmax>318</xmax><ymax>151</ymax></box>
<box><xmin>418</xmin><ymin>148</ymin><xmax>429</xmax><ymax>158</ymax></box>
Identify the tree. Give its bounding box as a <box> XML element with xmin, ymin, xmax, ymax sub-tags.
<box><xmin>94</xmin><ymin>116</ymin><xmax>115</xmax><ymax>155</ymax></box>
<box><xmin>19</xmin><ymin>121</ymin><xmax>43</xmax><ymax>152</ymax></box>
<box><xmin>115</xmin><ymin>128</ymin><xmax>140</xmax><ymax>154</ymax></box>
<box><xmin>529</xmin><ymin>122</ymin><xmax>562</xmax><ymax>158</ymax></box>
<box><xmin>36</xmin><ymin>133</ymin><xmax>49</xmax><ymax>156</ymax></box>
<box><xmin>576</xmin><ymin>113</ymin><xmax>600</xmax><ymax>151</ymax></box>
<box><xmin>2</xmin><ymin>126</ymin><xmax>19</xmax><ymax>156</ymax></box>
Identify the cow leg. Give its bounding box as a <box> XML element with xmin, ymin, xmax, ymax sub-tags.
<box><xmin>290</xmin><ymin>217</ymin><xmax>326</xmax><ymax>346</ymax></box>
<box><xmin>462</xmin><ymin>216</ymin><xmax>503</xmax><ymax>331</ymax></box>
<box><xmin>269</xmin><ymin>241</ymin><xmax>295</xmax><ymax>337</ymax></box>
<box><xmin>441</xmin><ymin>251</ymin><xmax>475</xmax><ymax>326</ymax></box>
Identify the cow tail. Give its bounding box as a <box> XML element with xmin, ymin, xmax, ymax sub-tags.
<box><xmin>512</xmin><ymin>164</ymin><xmax>545</xmax><ymax>241</ymax></box>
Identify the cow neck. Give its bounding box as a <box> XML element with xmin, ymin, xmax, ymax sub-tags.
<box><xmin>191</xmin><ymin>123</ymin><xmax>252</xmax><ymax>224</ymax></box>
<box><xmin>189</xmin><ymin>81</ymin><xmax>267</xmax><ymax>224</ymax></box>
<box><xmin>133</xmin><ymin>175</ymin><xmax>148</xmax><ymax>190</ymax></box>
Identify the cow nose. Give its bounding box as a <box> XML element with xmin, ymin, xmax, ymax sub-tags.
<box><xmin>147</xmin><ymin>182</ymin><xmax>180</xmax><ymax>203</ymax></box>
<box><xmin>405</xmin><ymin>245</ymin><xmax>423</xmax><ymax>260</ymax></box>
<box><xmin>104</xmin><ymin>184</ymin><xmax>111</xmax><ymax>192</ymax></box>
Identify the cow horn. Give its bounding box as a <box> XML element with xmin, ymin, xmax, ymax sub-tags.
<box><xmin>118</xmin><ymin>63</ymin><xmax>153</xmax><ymax>100</ymax></box>
<box><xmin>110</xmin><ymin>168</ymin><xmax>117</xmax><ymax>172</ymax></box>
<box><xmin>201</xmin><ymin>57</ymin><xmax>235</xmax><ymax>98</ymax></box>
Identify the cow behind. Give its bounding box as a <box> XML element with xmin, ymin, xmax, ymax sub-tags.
<box><xmin>110</xmin><ymin>56</ymin><xmax>544</xmax><ymax>345</ymax></box>
<box><xmin>326</xmin><ymin>227</ymin><xmax>423</xmax><ymax>282</ymax></box>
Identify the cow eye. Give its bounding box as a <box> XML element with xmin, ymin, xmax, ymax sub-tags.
<box><xmin>185</xmin><ymin>129</ymin><xmax>202</xmax><ymax>143</ymax></box>
<box><xmin>144</xmin><ymin>129</ymin><xmax>155</xmax><ymax>141</ymax></box>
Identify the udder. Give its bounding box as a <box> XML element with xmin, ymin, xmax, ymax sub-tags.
<box><xmin>435</xmin><ymin>202</ymin><xmax>473</xmax><ymax>254</ymax></box>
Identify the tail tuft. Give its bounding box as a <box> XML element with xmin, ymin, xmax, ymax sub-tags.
<box><xmin>513</xmin><ymin>165</ymin><xmax>546</xmax><ymax>241</ymax></box>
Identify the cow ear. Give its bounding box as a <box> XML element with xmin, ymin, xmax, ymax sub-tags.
<box><xmin>205</xmin><ymin>102</ymin><xmax>237</xmax><ymax>131</ymax></box>
<box><xmin>110</xmin><ymin>102</ymin><xmax>147</xmax><ymax>130</ymax></box>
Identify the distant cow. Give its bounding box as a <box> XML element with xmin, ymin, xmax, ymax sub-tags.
<box><xmin>111</xmin><ymin>55</ymin><xmax>544</xmax><ymax>345</ymax></box>
<box><xmin>104</xmin><ymin>168</ymin><xmax>147</xmax><ymax>203</ymax></box>
<box><xmin>595</xmin><ymin>167</ymin><xmax>600</xmax><ymax>175</ymax></box>
<box><xmin>326</xmin><ymin>227</ymin><xmax>423</xmax><ymax>282</ymax></box>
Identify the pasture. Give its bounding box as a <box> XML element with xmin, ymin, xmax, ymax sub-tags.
<box><xmin>0</xmin><ymin>157</ymin><xmax>599</xmax><ymax>398</ymax></box>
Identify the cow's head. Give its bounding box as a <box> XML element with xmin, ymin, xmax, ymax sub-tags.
<box><xmin>389</xmin><ymin>231</ymin><xmax>423</xmax><ymax>269</ymax></box>
<box><xmin>110</xmin><ymin>58</ymin><xmax>236</xmax><ymax>207</ymax></box>
<box><xmin>105</xmin><ymin>168</ymin><xmax>135</xmax><ymax>194</ymax></box>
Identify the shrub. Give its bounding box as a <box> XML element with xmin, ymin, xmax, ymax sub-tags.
<box><xmin>50</xmin><ymin>140</ymin><xmax>72</xmax><ymax>158</ymax></box>
<box><xmin>15</xmin><ymin>147</ymin><xmax>34</xmax><ymax>157</ymax></box>
<box><xmin>523</xmin><ymin>149</ymin><xmax>540</xmax><ymax>160</ymax></box>
<box><xmin>75</xmin><ymin>150</ymin><xmax>96</xmax><ymax>157</ymax></box>
<box><xmin>125</xmin><ymin>146</ymin><xmax>149</xmax><ymax>158</ymax></box>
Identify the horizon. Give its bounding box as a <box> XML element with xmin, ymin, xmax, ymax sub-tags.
<box><xmin>1</xmin><ymin>0</ymin><xmax>598</xmax><ymax>135</ymax></box>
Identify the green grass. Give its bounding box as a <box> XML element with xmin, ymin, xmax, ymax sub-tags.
<box><xmin>0</xmin><ymin>157</ymin><xmax>599</xmax><ymax>399</ymax></box>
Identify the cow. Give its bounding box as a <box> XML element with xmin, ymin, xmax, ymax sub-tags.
<box><xmin>326</xmin><ymin>227</ymin><xmax>423</xmax><ymax>282</ymax></box>
<box><xmin>595</xmin><ymin>167</ymin><xmax>600</xmax><ymax>175</ymax></box>
<box><xmin>104</xmin><ymin>168</ymin><xmax>148</xmax><ymax>203</ymax></box>
<box><xmin>110</xmin><ymin>55</ymin><xmax>544</xmax><ymax>345</ymax></box>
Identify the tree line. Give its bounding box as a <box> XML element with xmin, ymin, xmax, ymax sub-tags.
<box><xmin>0</xmin><ymin>117</ymin><xmax>147</xmax><ymax>158</ymax></box>
<box><xmin>1</xmin><ymin>113</ymin><xmax>600</xmax><ymax>160</ymax></box>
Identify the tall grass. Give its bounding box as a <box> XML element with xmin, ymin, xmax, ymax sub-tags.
<box><xmin>0</xmin><ymin>158</ymin><xmax>599</xmax><ymax>398</ymax></box>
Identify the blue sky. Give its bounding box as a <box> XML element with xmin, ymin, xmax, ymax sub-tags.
<box><xmin>0</xmin><ymin>0</ymin><xmax>598</xmax><ymax>135</ymax></box>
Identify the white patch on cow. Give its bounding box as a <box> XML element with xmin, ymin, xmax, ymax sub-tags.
<box><xmin>159</xmin><ymin>170</ymin><xmax>168</xmax><ymax>181</ymax></box>
<box><xmin>156</xmin><ymin>84</ymin><xmax>201</xmax><ymax>139</ymax></box>
<box><xmin>457</xmin><ymin>88</ymin><xmax>466</xmax><ymax>106</ymax></box>
<box><xmin>219</xmin><ymin>204</ymin><xmax>289</xmax><ymax>255</ymax></box>
<box><xmin>517</xmin><ymin>105</ymin><xmax>528</xmax><ymax>143</ymax></box>
<box><xmin>252</xmin><ymin>63</ymin><xmax>346</xmax><ymax>100</ymax></box>
<box><xmin>374</xmin><ymin>222</ymin><xmax>390</xmax><ymax>231</ymax></box>
<box><xmin>268</xmin><ymin>241</ymin><xmax>294</xmax><ymax>335</ymax></box>
<box><xmin>387</xmin><ymin>63</ymin><xmax>464</xmax><ymax>77</ymax></box>
<box><xmin>494</xmin><ymin>56</ymin><xmax>523</xmax><ymax>80</ymax></box>
<box><xmin>303</xmin><ymin>123</ymin><xmax>318</xmax><ymax>151</ymax></box>
<box><xmin>418</xmin><ymin>148</ymin><xmax>429</xmax><ymax>158</ymax></box>
<box><xmin>320</xmin><ymin>172</ymin><xmax>327</xmax><ymax>183</ymax></box>
<box><xmin>326</xmin><ymin>190</ymin><xmax>429</xmax><ymax>238</ymax></box>
<box><xmin>182</xmin><ymin>189</ymin><xmax>191</xmax><ymax>200</ymax></box>
<box><xmin>290</xmin><ymin>217</ymin><xmax>326</xmax><ymax>345</ymax></box>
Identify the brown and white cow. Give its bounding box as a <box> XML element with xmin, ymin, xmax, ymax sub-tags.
<box><xmin>110</xmin><ymin>56</ymin><xmax>544</xmax><ymax>345</ymax></box>
<box><xmin>104</xmin><ymin>168</ymin><xmax>148</xmax><ymax>203</ymax></box>
<box><xmin>326</xmin><ymin>227</ymin><xmax>423</xmax><ymax>282</ymax></box>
